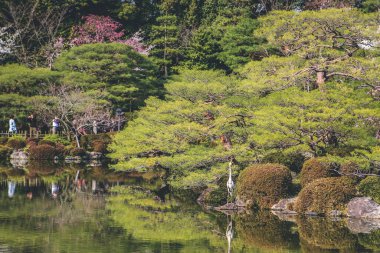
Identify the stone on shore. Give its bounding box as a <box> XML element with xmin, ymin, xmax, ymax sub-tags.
<box><xmin>347</xmin><ymin>197</ymin><xmax>380</xmax><ymax>219</ymax></box>
<box><xmin>10</xmin><ymin>150</ymin><xmax>28</xmax><ymax>160</ymax></box>
<box><xmin>88</xmin><ymin>151</ymin><xmax>103</xmax><ymax>160</ymax></box>
<box><xmin>271</xmin><ymin>198</ymin><xmax>297</xmax><ymax>214</ymax></box>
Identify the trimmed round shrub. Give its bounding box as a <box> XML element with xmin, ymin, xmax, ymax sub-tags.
<box><xmin>29</xmin><ymin>144</ymin><xmax>63</xmax><ymax>160</ymax></box>
<box><xmin>0</xmin><ymin>145</ymin><xmax>13</xmax><ymax>159</ymax></box>
<box><xmin>300</xmin><ymin>158</ymin><xmax>338</xmax><ymax>187</ymax></box>
<box><xmin>358</xmin><ymin>176</ymin><xmax>380</xmax><ymax>204</ymax></box>
<box><xmin>236</xmin><ymin>163</ymin><xmax>292</xmax><ymax>209</ymax></box>
<box><xmin>262</xmin><ymin>151</ymin><xmax>305</xmax><ymax>172</ymax></box>
<box><xmin>70</xmin><ymin>147</ymin><xmax>87</xmax><ymax>157</ymax></box>
<box><xmin>294</xmin><ymin>177</ymin><xmax>356</xmax><ymax>215</ymax></box>
<box><xmin>92</xmin><ymin>140</ymin><xmax>108</xmax><ymax>153</ymax></box>
<box><xmin>6</xmin><ymin>136</ymin><xmax>26</xmax><ymax>150</ymax></box>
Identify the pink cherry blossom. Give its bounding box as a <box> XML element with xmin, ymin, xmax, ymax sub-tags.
<box><xmin>71</xmin><ymin>15</ymin><xmax>151</xmax><ymax>55</ymax></box>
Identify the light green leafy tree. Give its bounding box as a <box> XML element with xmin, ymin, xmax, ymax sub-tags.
<box><xmin>253</xmin><ymin>9</ymin><xmax>380</xmax><ymax>93</ymax></box>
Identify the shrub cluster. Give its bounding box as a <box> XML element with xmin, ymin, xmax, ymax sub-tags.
<box><xmin>294</xmin><ymin>177</ymin><xmax>356</xmax><ymax>215</ymax></box>
<box><xmin>0</xmin><ymin>145</ymin><xmax>13</xmax><ymax>159</ymax></box>
<box><xmin>358</xmin><ymin>176</ymin><xmax>380</xmax><ymax>204</ymax></box>
<box><xmin>236</xmin><ymin>163</ymin><xmax>292</xmax><ymax>209</ymax></box>
<box><xmin>300</xmin><ymin>158</ymin><xmax>338</xmax><ymax>187</ymax></box>
<box><xmin>6</xmin><ymin>136</ymin><xmax>26</xmax><ymax>150</ymax></box>
<box><xmin>79</xmin><ymin>134</ymin><xmax>112</xmax><ymax>153</ymax></box>
<box><xmin>29</xmin><ymin>144</ymin><xmax>63</xmax><ymax>160</ymax></box>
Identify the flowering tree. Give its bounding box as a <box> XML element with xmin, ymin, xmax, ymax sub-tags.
<box><xmin>71</xmin><ymin>15</ymin><xmax>151</xmax><ymax>55</ymax></box>
<box><xmin>30</xmin><ymin>85</ymin><xmax>117</xmax><ymax>147</ymax></box>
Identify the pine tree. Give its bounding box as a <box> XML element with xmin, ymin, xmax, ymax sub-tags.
<box><xmin>150</xmin><ymin>14</ymin><xmax>180</xmax><ymax>77</ymax></box>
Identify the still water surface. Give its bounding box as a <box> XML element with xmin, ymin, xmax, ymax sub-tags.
<box><xmin>0</xmin><ymin>162</ymin><xmax>379</xmax><ymax>253</ymax></box>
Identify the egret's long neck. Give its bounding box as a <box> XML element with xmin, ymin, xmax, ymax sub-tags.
<box><xmin>228</xmin><ymin>166</ymin><xmax>232</xmax><ymax>178</ymax></box>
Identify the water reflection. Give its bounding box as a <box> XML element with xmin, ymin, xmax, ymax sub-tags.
<box><xmin>0</xmin><ymin>161</ymin><xmax>379</xmax><ymax>252</ymax></box>
<box><xmin>7</xmin><ymin>181</ymin><xmax>15</xmax><ymax>198</ymax></box>
<box><xmin>226</xmin><ymin>215</ymin><xmax>233</xmax><ymax>253</ymax></box>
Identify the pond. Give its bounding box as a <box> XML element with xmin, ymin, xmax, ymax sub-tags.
<box><xmin>0</xmin><ymin>161</ymin><xmax>379</xmax><ymax>253</ymax></box>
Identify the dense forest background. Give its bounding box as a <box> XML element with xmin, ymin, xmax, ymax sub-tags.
<box><xmin>0</xmin><ymin>0</ymin><xmax>379</xmax><ymax>190</ymax></box>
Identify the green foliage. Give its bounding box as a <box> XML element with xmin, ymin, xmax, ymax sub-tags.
<box><xmin>218</xmin><ymin>18</ymin><xmax>269</xmax><ymax>70</ymax></box>
<box><xmin>110</xmin><ymin>69</ymin><xmax>251</xmax><ymax>189</ymax></box>
<box><xmin>294</xmin><ymin>177</ymin><xmax>356</xmax><ymax>214</ymax></box>
<box><xmin>111</xmin><ymin>60</ymin><xmax>379</xmax><ymax>189</ymax></box>
<box><xmin>42</xmin><ymin>134</ymin><xmax>71</xmax><ymax>146</ymax></box>
<box><xmin>262</xmin><ymin>151</ymin><xmax>305</xmax><ymax>173</ymax></box>
<box><xmin>236</xmin><ymin>163</ymin><xmax>292</xmax><ymax>209</ymax></box>
<box><xmin>358</xmin><ymin>176</ymin><xmax>380</xmax><ymax>204</ymax></box>
<box><xmin>0</xmin><ymin>64</ymin><xmax>61</xmax><ymax>96</ymax></box>
<box><xmin>300</xmin><ymin>158</ymin><xmax>338</xmax><ymax>187</ymax></box>
<box><xmin>244</xmin><ymin>84</ymin><xmax>379</xmax><ymax>157</ymax></box>
<box><xmin>150</xmin><ymin>15</ymin><xmax>180</xmax><ymax>77</ymax></box>
<box><xmin>360</xmin><ymin>0</ymin><xmax>380</xmax><ymax>12</ymax></box>
<box><xmin>251</xmin><ymin>9</ymin><xmax>380</xmax><ymax>93</ymax></box>
<box><xmin>54</xmin><ymin>43</ymin><xmax>161</xmax><ymax>111</ymax></box>
<box><xmin>6</xmin><ymin>136</ymin><xmax>26</xmax><ymax>150</ymax></box>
